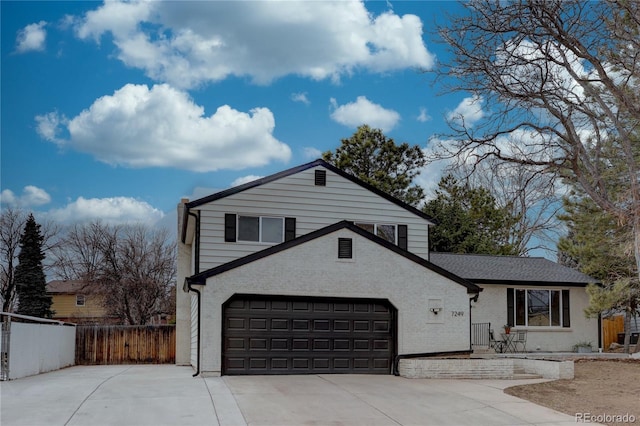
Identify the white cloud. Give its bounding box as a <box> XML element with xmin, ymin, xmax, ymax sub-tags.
<box><xmin>72</xmin><ymin>1</ymin><xmax>435</xmax><ymax>88</ymax></box>
<box><xmin>36</xmin><ymin>83</ymin><xmax>291</xmax><ymax>172</ymax></box>
<box><xmin>231</xmin><ymin>175</ymin><xmax>264</xmax><ymax>187</ymax></box>
<box><xmin>35</xmin><ymin>111</ymin><xmax>68</xmax><ymax>143</ymax></box>
<box><xmin>291</xmin><ymin>92</ymin><xmax>310</xmax><ymax>105</ymax></box>
<box><xmin>16</xmin><ymin>21</ymin><xmax>47</xmax><ymax>53</ymax></box>
<box><xmin>0</xmin><ymin>186</ymin><xmax>51</xmax><ymax>208</ymax></box>
<box><xmin>330</xmin><ymin>96</ymin><xmax>400</xmax><ymax>132</ymax></box>
<box><xmin>47</xmin><ymin>196</ymin><xmax>164</xmax><ymax>225</ymax></box>
<box><xmin>447</xmin><ymin>95</ymin><xmax>485</xmax><ymax>128</ymax></box>
<box><xmin>303</xmin><ymin>147</ymin><xmax>323</xmax><ymax>159</ymax></box>
<box><xmin>417</xmin><ymin>107</ymin><xmax>431</xmax><ymax>123</ymax></box>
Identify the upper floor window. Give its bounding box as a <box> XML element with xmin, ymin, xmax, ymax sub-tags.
<box><xmin>238</xmin><ymin>216</ymin><xmax>284</xmax><ymax>243</ymax></box>
<box><xmin>76</xmin><ymin>294</ymin><xmax>86</xmax><ymax>307</ymax></box>
<box><xmin>354</xmin><ymin>222</ymin><xmax>396</xmax><ymax>244</ymax></box>
<box><xmin>225</xmin><ymin>214</ymin><xmax>296</xmax><ymax>243</ymax></box>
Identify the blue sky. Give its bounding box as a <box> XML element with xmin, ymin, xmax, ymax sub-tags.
<box><xmin>1</xmin><ymin>1</ymin><xmax>482</xmax><ymax>235</ymax></box>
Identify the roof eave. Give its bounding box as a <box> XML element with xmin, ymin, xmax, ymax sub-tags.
<box><xmin>186</xmin><ymin>221</ymin><xmax>478</xmax><ymax>293</ymax></box>
<box><xmin>470</xmin><ymin>279</ymin><xmax>599</xmax><ymax>287</ymax></box>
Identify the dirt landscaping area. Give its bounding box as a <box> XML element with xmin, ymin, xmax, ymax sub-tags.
<box><xmin>505</xmin><ymin>359</ymin><xmax>640</xmax><ymax>425</ymax></box>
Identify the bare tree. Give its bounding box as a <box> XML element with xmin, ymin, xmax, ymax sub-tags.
<box><xmin>455</xmin><ymin>160</ymin><xmax>564</xmax><ymax>256</ymax></box>
<box><xmin>52</xmin><ymin>221</ymin><xmax>109</xmax><ymax>283</ymax></box>
<box><xmin>432</xmin><ymin>0</ymin><xmax>640</xmax><ymax>349</ymax></box>
<box><xmin>53</xmin><ymin>221</ymin><xmax>176</xmax><ymax>325</ymax></box>
<box><xmin>1</xmin><ymin>208</ymin><xmax>27</xmax><ymax>312</ymax></box>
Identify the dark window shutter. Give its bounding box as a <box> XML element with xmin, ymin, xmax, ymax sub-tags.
<box><xmin>338</xmin><ymin>238</ymin><xmax>352</xmax><ymax>259</ymax></box>
<box><xmin>397</xmin><ymin>225</ymin><xmax>408</xmax><ymax>250</ymax></box>
<box><xmin>315</xmin><ymin>169</ymin><xmax>327</xmax><ymax>186</ymax></box>
<box><xmin>562</xmin><ymin>290</ymin><xmax>571</xmax><ymax>328</ymax></box>
<box><xmin>284</xmin><ymin>217</ymin><xmax>296</xmax><ymax>241</ymax></box>
<box><xmin>506</xmin><ymin>288</ymin><xmax>514</xmax><ymax>327</ymax></box>
<box><xmin>224</xmin><ymin>214</ymin><xmax>236</xmax><ymax>242</ymax></box>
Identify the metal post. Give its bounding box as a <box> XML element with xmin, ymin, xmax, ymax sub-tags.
<box><xmin>1</xmin><ymin>314</ymin><xmax>11</xmax><ymax>380</ymax></box>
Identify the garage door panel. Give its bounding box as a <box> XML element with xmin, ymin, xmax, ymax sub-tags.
<box><xmin>250</xmin><ymin>318</ymin><xmax>267</xmax><ymax>330</ymax></box>
<box><xmin>271</xmin><ymin>319</ymin><xmax>288</xmax><ymax>330</ymax></box>
<box><xmin>223</xmin><ymin>296</ymin><xmax>395</xmax><ymax>375</ymax></box>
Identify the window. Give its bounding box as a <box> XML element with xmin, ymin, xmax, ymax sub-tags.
<box><xmin>76</xmin><ymin>294</ymin><xmax>85</xmax><ymax>307</ymax></box>
<box><xmin>354</xmin><ymin>222</ymin><xmax>397</xmax><ymax>244</ymax></box>
<box><xmin>238</xmin><ymin>216</ymin><xmax>284</xmax><ymax>243</ymax></box>
<box><xmin>226</xmin><ymin>214</ymin><xmax>295</xmax><ymax>243</ymax></box>
<box><xmin>509</xmin><ymin>288</ymin><xmax>569</xmax><ymax>327</ymax></box>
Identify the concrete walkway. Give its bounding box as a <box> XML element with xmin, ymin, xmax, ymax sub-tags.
<box><xmin>1</xmin><ymin>365</ymin><xmax>583</xmax><ymax>426</ymax></box>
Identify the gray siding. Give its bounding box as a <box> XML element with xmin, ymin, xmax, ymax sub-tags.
<box><xmin>194</xmin><ymin>165</ymin><xmax>431</xmax><ymax>270</ymax></box>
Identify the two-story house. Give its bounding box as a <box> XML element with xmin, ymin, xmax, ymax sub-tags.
<box><xmin>176</xmin><ymin>159</ymin><xmax>598</xmax><ymax>377</ymax></box>
<box><xmin>47</xmin><ymin>280</ymin><xmax>113</xmax><ymax>324</ymax></box>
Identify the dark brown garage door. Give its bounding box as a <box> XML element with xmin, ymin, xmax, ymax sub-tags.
<box><xmin>222</xmin><ymin>295</ymin><xmax>396</xmax><ymax>375</ymax></box>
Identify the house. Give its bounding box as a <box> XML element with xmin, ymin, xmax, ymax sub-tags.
<box><xmin>46</xmin><ymin>280</ymin><xmax>113</xmax><ymax>324</ymax></box>
<box><xmin>176</xmin><ymin>159</ymin><xmax>598</xmax><ymax>376</ymax></box>
<box><xmin>429</xmin><ymin>253</ymin><xmax>600</xmax><ymax>352</ymax></box>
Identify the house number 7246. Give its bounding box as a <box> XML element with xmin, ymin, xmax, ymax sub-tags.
<box><xmin>451</xmin><ymin>311</ymin><xmax>464</xmax><ymax>317</ymax></box>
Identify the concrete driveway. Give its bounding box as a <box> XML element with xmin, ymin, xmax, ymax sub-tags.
<box><xmin>1</xmin><ymin>365</ymin><xmax>580</xmax><ymax>426</ymax></box>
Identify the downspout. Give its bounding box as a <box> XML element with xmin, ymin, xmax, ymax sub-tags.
<box><xmin>187</xmin><ymin>210</ymin><xmax>201</xmax><ymax>377</ymax></box>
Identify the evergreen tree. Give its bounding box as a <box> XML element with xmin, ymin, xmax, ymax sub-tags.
<box><xmin>15</xmin><ymin>214</ymin><xmax>53</xmax><ymax>318</ymax></box>
<box><xmin>423</xmin><ymin>175</ymin><xmax>520</xmax><ymax>255</ymax></box>
<box><xmin>323</xmin><ymin>125</ymin><xmax>427</xmax><ymax>206</ymax></box>
<box><xmin>558</xmin><ymin>194</ymin><xmax>639</xmax><ymax>352</ymax></box>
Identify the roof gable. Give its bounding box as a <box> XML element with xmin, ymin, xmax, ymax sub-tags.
<box><xmin>429</xmin><ymin>252</ymin><xmax>598</xmax><ymax>286</ymax></box>
<box><xmin>46</xmin><ymin>280</ymin><xmax>89</xmax><ymax>294</ymax></box>
<box><xmin>182</xmin><ymin>160</ymin><xmax>435</xmax><ymax>241</ymax></box>
<box><xmin>186</xmin><ymin>221</ymin><xmax>479</xmax><ymax>294</ymax></box>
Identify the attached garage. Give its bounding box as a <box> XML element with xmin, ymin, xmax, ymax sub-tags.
<box><xmin>223</xmin><ymin>295</ymin><xmax>396</xmax><ymax>375</ymax></box>
<box><xmin>185</xmin><ymin>222</ymin><xmax>479</xmax><ymax>376</ymax></box>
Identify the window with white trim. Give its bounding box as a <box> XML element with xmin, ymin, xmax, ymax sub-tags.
<box><xmin>354</xmin><ymin>222</ymin><xmax>397</xmax><ymax>244</ymax></box>
<box><xmin>510</xmin><ymin>289</ymin><xmax>569</xmax><ymax>327</ymax></box>
<box><xmin>76</xmin><ymin>294</ymin><xmax>86</xmax><ymax>307</ymax></box>
<box><xmin>238</xmin><ymin>216</ymin><xmax>284</xmax><ymax>243</ymax></box>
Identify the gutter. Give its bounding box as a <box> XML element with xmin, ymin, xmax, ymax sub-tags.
<box><xmin>186</xmin><ymin>211</ymin><xmax>201</xmax><ymax>377</ymax></box>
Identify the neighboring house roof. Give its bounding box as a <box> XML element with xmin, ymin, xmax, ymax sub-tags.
<box><xmin>429</xmin><ymin>252</ymin><xmax>598</xmax><ymax>286</ymax></box>
<box><xmin>181</xmin><ymin>159</ymin><xmax>436</xmax><ymax>242</ymax></box>
<box><xmin>185</xmin><ymin>220</ymin><xmax>480</xmax><ymax>294</ymax></box>
<box><xmin>46</xmin><ymin>280</ymin><xmax>91</xmax><ymax>294</ymax></box>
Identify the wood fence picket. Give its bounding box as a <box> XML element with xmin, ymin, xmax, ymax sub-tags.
<box><xmin>75</xmin><ymin>325</ymin><xmax>175</xmax><ymax>364</ymax></box>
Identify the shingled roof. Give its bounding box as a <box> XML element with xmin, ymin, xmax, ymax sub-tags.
<box><xmin>429</xmin><ymin>253</ymin><xmax>598</xmax><ymax>286</ymax></box>
<box><xmin>46</xmin><ymin>280</ymin><xmax>90</xmax><ymax>294</ymax></box>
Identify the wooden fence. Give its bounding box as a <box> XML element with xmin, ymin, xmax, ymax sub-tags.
<box><xmin>76</xmin><ymin>325</ymin><xmax>175</xmax><ymax>365</ymax></box>
<box><xmin>602</xmin><ymin>315</ymin><xmax>624</xmax><ymax>350</ymax></box>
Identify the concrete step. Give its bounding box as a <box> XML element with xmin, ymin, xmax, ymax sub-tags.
<box><xmin>512</xmin><ymin>373</ymin><xmax>543</xmax><ymax>379</ymax></box>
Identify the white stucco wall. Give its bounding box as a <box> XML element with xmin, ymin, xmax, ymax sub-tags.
<box><xmin>176</xmin><ymin>201</ymin><xmax>193</xmax><ymax>366</ymax></box>
<box><xmin>7</xmin><ymin>322</ymin><xmax>75</xmax><ymax>380</ymax></box>
<box><xmin>197</xmin><ymin>228</ymin><xmax>474</xmax><ymax>375</ymax></box>
<box><xmin>472</xmin><ymin>284</ymin><xmax>599</xmax><ymax>352</ymax></box>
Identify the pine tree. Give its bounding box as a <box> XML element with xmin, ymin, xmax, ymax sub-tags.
<box><xmin>15</xmin><ymin>214</ymin><xmax>53</xmax><ymax>318</ymax></box>
<box><xmin>323</xmin><ymin>125</ymin><xmax>427</xmax><ymax>206</ymax></box>
<box><xmin>423</xmin><ymin>175</ymin><xmax>521</xmax><ymax>255</ymax></box>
